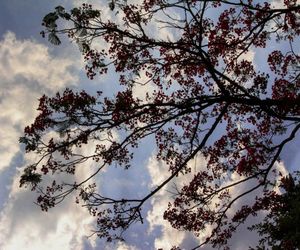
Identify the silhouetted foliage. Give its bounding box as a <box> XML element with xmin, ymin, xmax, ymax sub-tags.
<box><xmin>247</xmin><ymin>173</ymin><xmax>300</xmax><ymax>250</ymax></box>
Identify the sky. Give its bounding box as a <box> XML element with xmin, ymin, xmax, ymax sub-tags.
<box><xmin>0</xmin><ymin>1</ymin><xmax>299</xmax><ymax>250</ymax></box>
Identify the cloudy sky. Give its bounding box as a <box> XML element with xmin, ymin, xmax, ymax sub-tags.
<box><xmin>0</xmin><ymin>1</ymin><xmax>299</xmax><ymax>250</ymax></box>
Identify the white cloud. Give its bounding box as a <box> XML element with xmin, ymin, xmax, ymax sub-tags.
<box><xmin>0</xmin><ymin>32</ymin><xmax>78</xmax><ymax>172</ymax></box>
<box><xmin>0</xmin><ymin>32</ymin><xmax>77</xmax><ymax>91</ymax></box>
<box><xmin>114</xmin><ymin>241</ymin><xmax>139</xmax><ymax>250</ymax></box>
<box><xmin>0</xmin><ymin>32</ymin><xmax>99</xmax><ymax>250</ymax></box>
<box><xmin>0</xmin><ymin>188</ymin><xmax>95</xmax><ymax>250</ymax></box>
<box><xmin>131</xmin><ymin>71</ymin><xmax>158</xmax><ymax>101</ymax></box>
<box><xmin>271</xmin><ymin>0</ymin><xmax>285</xmax><ymax>8</ymax></box>
<box><xmin>146</xmin><ymin>156</ymin><xmax>179</xmax><ymax>249</ymax></box>
<box><xmin>146</xmin><ymin>155</ymin><xmax>206</xmax><ymax>249</ymax></box>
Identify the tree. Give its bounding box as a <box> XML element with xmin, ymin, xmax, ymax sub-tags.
<box><xmin>249</xmin><ymin>173</ymin><xmax>300</xmax><ymax>250</ymax></box>
<box><xmin>19</xmin><ymin>0</ymin><xmax>300</xmax><ymax>249</ymax></box>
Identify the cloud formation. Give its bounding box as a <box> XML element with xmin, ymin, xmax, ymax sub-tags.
<box><xmin>0</xmin><ymin>32</ymin><xmax>78</xmax><ymax>172</ymax></box>
<box><xmin>0</xmin><ymin>32</ymin><xmax>97</xmax><ymax>250</ymax></box>
<box><xmin>146</xmin><ymin>155</ymin><xmax>203</xmax><ymax>249</ymax></box>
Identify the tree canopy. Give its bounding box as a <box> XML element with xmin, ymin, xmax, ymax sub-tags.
<box><xmin>249</xmin><ymin>173</ymin><xmax>300</xmax><ymax>250</ymax></box>
<box><xmin>20</xmin><ymin>0</ymin><xmax>300</xmax><ymax>249</ymax></box>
